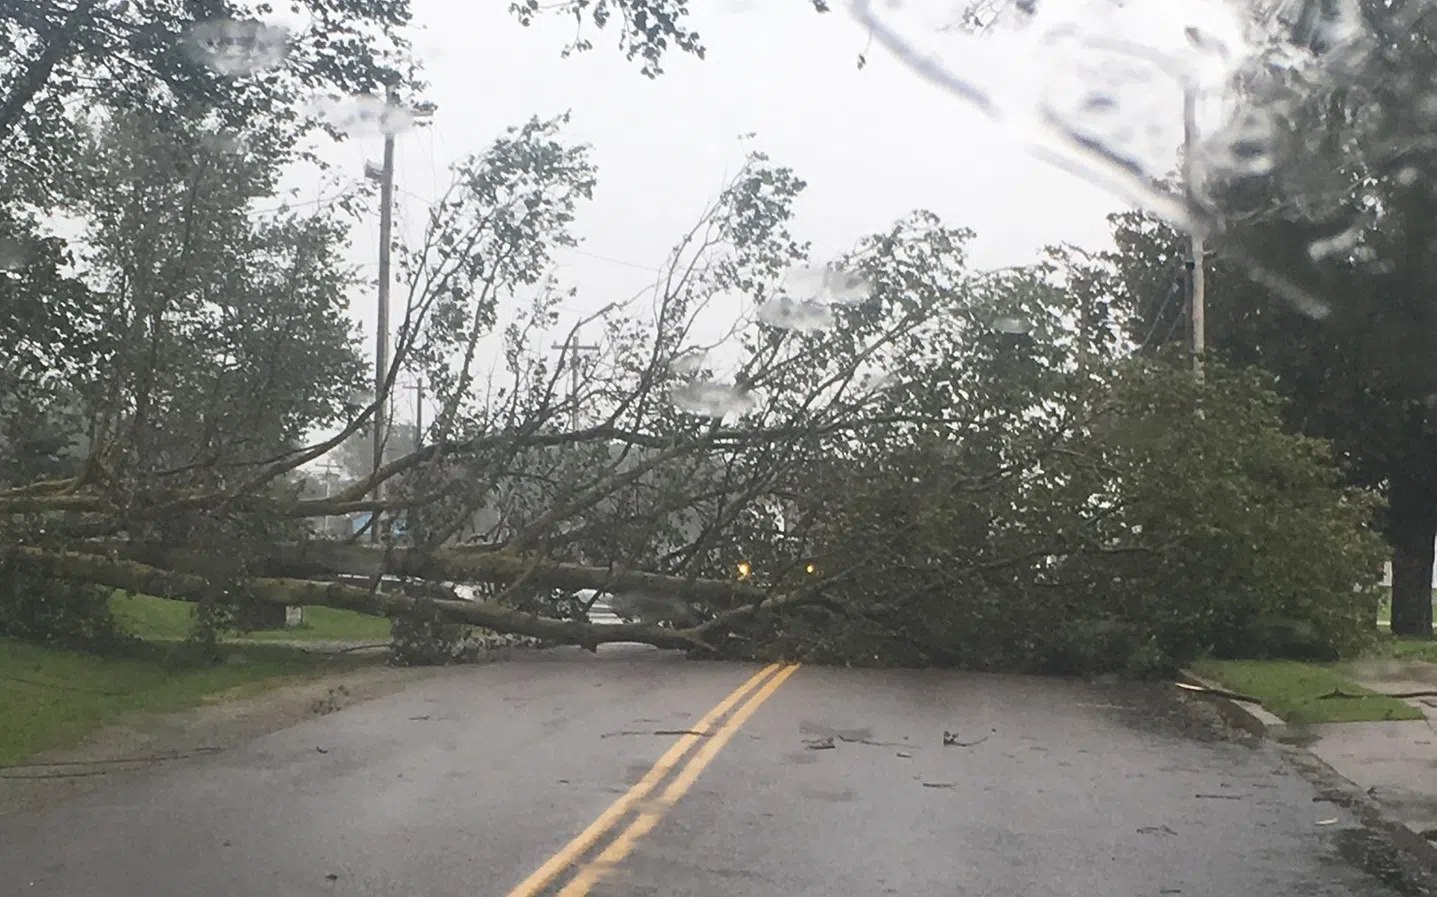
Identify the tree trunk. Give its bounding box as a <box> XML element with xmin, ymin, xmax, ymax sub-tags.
<box><xmin>1390</xmin><ymin>517</ymin><xmax>1435</xmax><ymax>637</ymax></box>
<box><xmin>6</xmin><ymin>546</ymin><xmax>826</xmax><ymax>654</ymax></box>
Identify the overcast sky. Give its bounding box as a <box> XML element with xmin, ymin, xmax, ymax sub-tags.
<box><xmin>320</xmin><ymin>7</ymin><xmax>1135</xmax><ymax>315</ymax></box>
<box><xmin>271</xmin><ymin>0</ymin><xmax>1222</xmax><ymax>430</ymax></box>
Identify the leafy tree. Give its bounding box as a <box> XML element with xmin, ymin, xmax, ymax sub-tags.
<box><xmin>61</xmin><ymin>110</ymin><xmax>366</xmax><ymax>491</ymax></box>
<box><xmin>0</xmin><ymin>0</ymin><xmax>416</xmax><ymax>207</ymax></box>
<box><xmin>508</xmin><ymin>0</ymin><xmax>832</xmax><ymax>76</ymax></box>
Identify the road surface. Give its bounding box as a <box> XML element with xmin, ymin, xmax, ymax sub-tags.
<box><xmin>0</xmin><ymin>646</ymin><xmax>1426</xmax><ymax>897</ymax></box>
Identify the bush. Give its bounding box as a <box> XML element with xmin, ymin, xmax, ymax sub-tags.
<box><xmin>0</xmin><ymin>558</ymin><xmax>128</xmax><ymax>653</ymax></box>
<box><xmin>389</xmin><ymin>597</ymin><xmax>479</xmax><ymax>666</ymax></box>
<box><xmin>776</xmin><ymin>360</ymin><xmax>1384</xmax><ymax>676</ymax></box>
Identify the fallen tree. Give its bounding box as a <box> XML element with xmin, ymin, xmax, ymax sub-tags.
<box><xmin>0</xmin><ymin>107</ymin><xmax>1387</xmax><ymax>673</ymax></box>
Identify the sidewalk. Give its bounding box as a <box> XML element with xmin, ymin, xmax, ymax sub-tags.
<box><xmin>1302</xmin><ymin>657</ymin><xmax>1437</xmax><ymax>836</ymax></box>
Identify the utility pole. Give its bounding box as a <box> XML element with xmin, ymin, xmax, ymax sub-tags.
<box><xmin>361</xmin><ymin>88</ymin><xmax>434</xmax><ymax>543</ymax></box>
<box><xmin>551</xmin><ymin>332</ymin><xmax>599</xmax><ymax>431</ymax></box>
<box><xmin>365</xmin><ymin>92</ymin><xmax>397</xmax><ymax>543</ymax></box>
<box><xmin>1183</xmin><ymin>86</ymin><xmax>1206</xmax><ymax>382</ymax></box>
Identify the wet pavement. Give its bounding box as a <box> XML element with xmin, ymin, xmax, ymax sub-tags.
<box><xmin>1307</xmin><ymin>658</ymin><xmax>1437</xmax><ymax>839</ymax></box>
<box><xmin>0</xmin><ymin>646</ymin><xmax>1432</xmax><ymax>897</ymax></box>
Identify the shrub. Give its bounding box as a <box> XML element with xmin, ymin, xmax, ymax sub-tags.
<box><xmin>0</xmin><ymin>557</ymin><xmax>128</xmax><ymax>653</ymax></box>
<box><xmin>773</xmin><ymin>360</ymin><xmax>1384</xmax><ymax>676</ymax></box>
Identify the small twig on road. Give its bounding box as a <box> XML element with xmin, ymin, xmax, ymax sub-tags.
<box><xmin>836</xmin><ymin>734</ymin><xmax>909</xmax><ymax>748</ymax></box>
<box><xmin>942</xmin><ymin>731</ymin><xmax>989</xmax><ymax>748</ymax></box>
<box><xmin>1194</xmin><ymin>793</ymin><xmax>1247</xmax><ymax>800</ymax></box>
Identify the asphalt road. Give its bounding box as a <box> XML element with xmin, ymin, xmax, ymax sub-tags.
<box><xmin>0</xmin><ymin>646</ymin><xmax>1424</xmax><ymax>897</ymax></box>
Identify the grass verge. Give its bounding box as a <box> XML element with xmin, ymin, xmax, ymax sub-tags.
<box><xmin>110</xmin><ymin>592</ymin><xmax>391</xmax><ymax>642</ymax></box>
<box><xmin>1191</xmin><ymin>658</ymin><xmax>1423</xmax><ymax>724</ymax></box>
<box><xmin>0</xmin><ymin>637</ymin><xmax>370</xmax><ymax>766</ymax></box>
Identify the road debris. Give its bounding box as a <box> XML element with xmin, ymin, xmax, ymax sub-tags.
<box><xmin>943</xmin><ymin>730</ymin><xmax>990</xmax><ymax>747</ymax></box>
<box><xmin>1194</xmin><ymin>793</ymin><xmax>1245</xmax><ymax>800</ymax></box>
<box><xmin>804</xmin><ymin>736</ymin><xmax>836</xmax><ymax>750</ymax></box>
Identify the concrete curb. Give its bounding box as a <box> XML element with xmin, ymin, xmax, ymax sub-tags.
<box><xmin>1178</xmin><ymin>669</ymin><xmax>1437</xmax><ymax>878</ymax></box>
<box><xmin>1176</xmin><ymin>670</ymin><xmax>1288</xmax><ymax>740</ymax></box>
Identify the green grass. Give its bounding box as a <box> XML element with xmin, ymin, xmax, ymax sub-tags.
<box><xmin>1369</xmin><ymin>635</ymin><xmax>1437</xmax><ymax>664</ymax></box>
<box><xmin>0</xmin><ymin>638</ymin><xmax>367</xmax><ymax>766</ymax></box>
<box><xmin>1191</xmin><ymin>658</ymin><xmax>1423</xmax><ymax>724</ymax></box>
<box><xmin>109</xmin><ymin>592</ymin><xmax>391</xmax><ymax>643</ymax></box>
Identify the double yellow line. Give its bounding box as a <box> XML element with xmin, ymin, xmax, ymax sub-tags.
<box><xmin>503</xmin><ymin>662</ymin><xmax>800</xmax><ymax>897</ymax></box>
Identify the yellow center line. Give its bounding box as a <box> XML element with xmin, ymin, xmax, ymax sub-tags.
<box><xmin>501</xmin><ymin>662</ymin><xmax>785</xmax><ymax>897</ymax></box>
<box><xmin>554</xmin><ymin>663</ymin><xmax>801</xmax><ymax>897</ymax></box>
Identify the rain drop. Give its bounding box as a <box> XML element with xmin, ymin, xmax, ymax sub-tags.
<box><xmin>756</xmin><ymin>297</ymin><xmax>836</xmax><ymax>333</ymax></box>
<box><xmin>184</xmin><ymin>19</ymin><xmax>291</xmax><ymax>77</ymax></box>
<box><xmin>860</xmin><ymin>371</ymin><xmax>896</xmax><ymax>393</ymax></box>
<box><xmin>1307</xmin><ymin>227</ymin><xmax>1362</xmax><ymax>261</ymax></box>
<box><xmin>1398</xmin><ymin>166</ymin><xmax>1421</xmax><ymax>187</ymax></box>
<box><xmin>783</xmin><ymin>265</ymin><xmax>872</xmax><ymax>305</ymax></box>
<box><xmin>669</xmin><ymin>382</ymin><xmax>756</xmax><ymax>418</ymax></box>
<box><xmin>670</xmin><ymin>350</ymin><xmax>708</xmax><ymax>375</ymax></box>
<box><xmin>311</xmin><ymin>95</ymin><xmax>416</xmax><ymax>137</ymax></box>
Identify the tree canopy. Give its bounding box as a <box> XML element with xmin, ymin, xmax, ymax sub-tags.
<box><xmin>0</xmin><ymin>0</ymin><xmax>1392</xmax><ymax>670</ymax></box>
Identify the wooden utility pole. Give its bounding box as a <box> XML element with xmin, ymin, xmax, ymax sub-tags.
<box><xmin>1183</xmin><ymin>86</ymin><xmax>1206</xmax><ymax>382</ymax></box>
<box><xmin>551</xmin><ymin>332</ymin><xmax>599</xmax><ymax>431</ymax></box>
<box><xmin>367</xmin><ymin>98</ymin><xmax>396</xmax><ymax>542</ymax></box>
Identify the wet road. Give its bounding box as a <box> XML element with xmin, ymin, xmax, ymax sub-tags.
<box><xmin>0</xmin><ymin>646</ymin><xmax>1422</xmax><ymax>897</ymax></box>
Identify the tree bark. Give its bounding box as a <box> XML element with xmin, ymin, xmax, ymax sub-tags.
<box><xmin>8</xmin><ymin>547</ymin><xmax>710</xmax><ymax>652</ymax></box>
<box><xmin>0</xmin><ymin>0</ymin><xmax>99</xmax><ymax>143</ymax></box>
<box><xmin>76</xmin><ymin>539</ymin><xmax>772</xmax><ymax>607</ymax></box>
<box><xmin>1390</xmin><ymin>516</ymin><xmax>1436</xmax><ymax>637</ymax></box>
<box><xmin>7</xmin><ymin>545</ymin><xmax>832</xmax><ymax>654</ymax></box>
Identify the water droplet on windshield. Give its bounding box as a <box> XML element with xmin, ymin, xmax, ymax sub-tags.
<box><xmin>669</xmin><ymin>382</ymin><xmax>756</xmax><ymax>418</ymax></box>
<box><xmin>310</xmin><ymin>95</ymin><xmax>416</xmax><ymax>137</ymax></box>
<box><xmin>783</xmin><ymin>265</ymin><xmax>872</xmax><ymax>305</ymax></box>
<box><xmin>1289</xmin><ymin>0</ymin><xmax>1366</xmax><ymax>55</ymax></box>
<box><xmin>860</xmin><ymin>371</ymin><xmax>896</xmax><ymax>393</ymax></box>
<box><xmin>670</xmin><ymin>350</ymin><xmax>708</xmax><ymax>375</ymax></box>
<box><xmin>1307</xmin><ymin>226</ymin><xmax>1362</xmax><ymax>261</ymax></box>
<box><xmin>1203</xmin><ymin>109</ymin><xmax>1276</xmax><ymax>178</ymax></box>
<box><xmin>756</xmin><ymin>297</ymin><xmax>837</xmax><ymax>333</ymax></box>
<box><xmin>184</xmin><ymin>19</ymin><xmax>291</xmax><ymax>77</ymax></box>
<box><xmin>991</xmin><ymin>316</ymin><xmax>1032</xmax><ymax>334</ymax></box>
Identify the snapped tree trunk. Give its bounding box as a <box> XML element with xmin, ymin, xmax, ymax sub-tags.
<box><xmin>1390</xmin><ymin>516</ymin><xmax>1436</xmax><ymax>637</ymax></box>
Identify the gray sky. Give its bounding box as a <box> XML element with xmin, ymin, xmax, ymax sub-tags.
<box><xmin>311</xmin><ymin>3</ymin><xmax>1135</xmax><ymax>351</ymax></box>
<box><xmin>263</xmin><ymin>0</ymin><xmax>1251</xmax><ymax>438</ymax></box>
